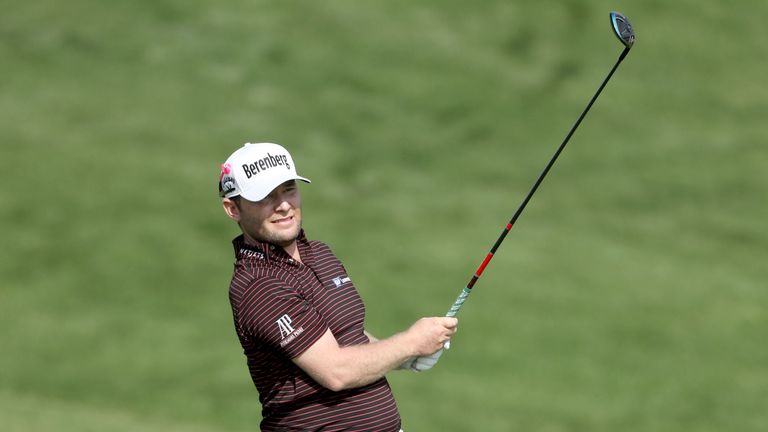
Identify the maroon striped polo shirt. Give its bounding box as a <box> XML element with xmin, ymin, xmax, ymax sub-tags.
<box><xmin>227</xmin><ymin>231</ymin><xmax>402</xmax><ymax>431</ymax></box>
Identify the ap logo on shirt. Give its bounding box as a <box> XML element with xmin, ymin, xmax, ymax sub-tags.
<box><xmin>276</xmin><ymin>314</ymin><xmax>295</xmax><ymax>339</ymax></box>
<box><xmin>276</xmin><ymin>314</ymin><xmax>304</xmax><ymax>347</ymax></box>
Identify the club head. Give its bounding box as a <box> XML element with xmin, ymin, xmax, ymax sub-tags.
<box><xmin>610</xmin><ymin>11</ymin><xmax>635</xmax><ymax>49</ymax></box>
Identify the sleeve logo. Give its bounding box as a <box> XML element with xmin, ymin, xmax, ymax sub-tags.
<box><xmin>276</xmin><ymin>314</ymin><xmax>304</xmax><ymax>347</ymax></box>
<box><xmin>276</xmin><ymin>314</ymin><xmax>295</xmax><ymax>338</ymax></box>
<box><xmin>331</xmin><ymin>276</ymin><xmax>351</xmax><ymax>288</ymax></box>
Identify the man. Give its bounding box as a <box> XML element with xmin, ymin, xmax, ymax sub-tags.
<box><xmin>219</xmin><ymin>142</ymin><xmax>457</xmax><ymax>431</ymax></box>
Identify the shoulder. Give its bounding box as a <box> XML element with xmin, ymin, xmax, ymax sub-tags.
<box><xmin>308</xmin><ymin>239</ymin><xmax>332</xmax><ymax>253</ymax></box>
<box><xmin>308</xmin><ymin>239</ymin><xmax>342</xmax><ymax>259</ymax></box>
<box><xmin>228</xmin><ymin>265</ymin><xmax>295</xmax><ymax>307</ymax></box>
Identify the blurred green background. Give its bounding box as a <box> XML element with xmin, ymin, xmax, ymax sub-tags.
<box><xmin>2</xmin><ymin>0</ymin><xmax>766</xmax><ymax>430</ymax></box>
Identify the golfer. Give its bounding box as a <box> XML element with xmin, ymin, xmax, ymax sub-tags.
<box><xmin>219</xmin><ymin>142</ymin><xmax>457</xmax><ymax>431</ymax></box>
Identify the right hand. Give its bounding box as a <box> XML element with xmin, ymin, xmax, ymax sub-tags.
<box><xmin>406</xmin><ymin>317</ymin><xmax>458</xmax><ymax>357</ymax></box>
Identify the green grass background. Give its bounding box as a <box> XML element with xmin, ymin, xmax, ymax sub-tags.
<box><xmin>2</xmin><ymin>0</ymin><xmax>766</xmax><ymax>430</ymax></box>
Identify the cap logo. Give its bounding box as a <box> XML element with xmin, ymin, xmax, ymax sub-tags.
<box><xmin>220</xmin><ymin>163</ymin><xmax>237</xmax><ymax>196</ymax></box>
<box><xmin>219</xmin><ymin>163</ymin><xmax>232</xmax><ymax>180</ymax></box>
<box><xmin>242</xmin><ymin>153</ymin><xmax>291</xmax><ymax>179</ymax></box>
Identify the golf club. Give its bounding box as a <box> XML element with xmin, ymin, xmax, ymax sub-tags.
<box><xmin>413</xmin><ymin>11</ymin><xmax>635</xmax><ymax>371</ymax></box>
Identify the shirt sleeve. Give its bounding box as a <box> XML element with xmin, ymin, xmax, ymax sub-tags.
<box><xmin>236</xmin><ymin>276</ymin><xmax>329</xmax><ymax>359</ymax></box>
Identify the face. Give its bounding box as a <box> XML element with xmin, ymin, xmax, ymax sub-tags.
<box><xmin>223</xmin><ymin>180</ymin><xmax>302</xmax><ymax>247</ymax></box>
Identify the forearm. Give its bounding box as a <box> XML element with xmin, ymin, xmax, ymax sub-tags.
<box><xmin>294</xmin><ymin>317</ymin><xmax>457</xmax><ymax>391</ymax></box>
<box><xmin>366</xmin><ymin>329</ymin><xmax>419</xmax><ymax>370</ymax></box>
<box><xmin>335</xmin><ymin>332</ymin><xmax>416</xmax><ymax>388</ymax></box>
<box><xmin>295</xmin><ymin>329</ymin><xmax>416</xmax><ymax>391</ymax></box>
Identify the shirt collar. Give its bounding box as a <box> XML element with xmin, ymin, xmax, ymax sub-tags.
<box><xmin>232</xmin><ymin>230</ymin><xmax>313</xmax><ymax>266</ymax></box>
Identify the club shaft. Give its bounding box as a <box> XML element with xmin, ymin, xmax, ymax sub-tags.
<box><xmin>445</xmin><ymin>46</ymin><xmax>631</xmax><ymax>318</ymax></box>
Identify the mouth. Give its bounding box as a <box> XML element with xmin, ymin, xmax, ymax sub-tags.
<box><xmin>271</xmin><ymin>215</ymin><xmax>294</xmax><ymax>225</ymax></box>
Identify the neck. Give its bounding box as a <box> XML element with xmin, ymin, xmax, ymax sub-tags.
<box><xmin>242</xmin><ymin>233</ymin><xmax>302</xmax><ymax>263</ymax></box>
<box><xmin>282</xmin><ymin>241</ymin><xmax>302</xmax><ymax>263</ymax></box>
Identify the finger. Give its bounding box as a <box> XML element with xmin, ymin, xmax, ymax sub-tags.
<box><xmin>441</xmin><ymin>317</ymin><xmax>458</xmax><ymax>328</ymax></box>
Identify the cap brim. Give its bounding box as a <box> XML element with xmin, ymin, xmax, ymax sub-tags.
<box><xmin>239</xmin><ymin>176</ymin><xmax>311</xmax><ymax>202</ymax></box>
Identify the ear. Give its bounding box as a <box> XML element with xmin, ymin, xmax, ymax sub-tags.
<box><xmin>222</xmin><ymin>198</ymin><xmax>241</xmax><ymax>222</ymax></box>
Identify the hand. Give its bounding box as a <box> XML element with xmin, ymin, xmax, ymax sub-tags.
<box><xmin>405</xmin><ymin>316</ymin><xmax>457</xmax><ymax>372</ymax></box>
<box><xmin>410</xmin><ymin>348</ymin><xmax>443</xmax><ymax>372</ymax></box>
<box><xmin>406</xmin><ymin>317</ymin><xmax>458</xmax><ymax>356</ymax></box>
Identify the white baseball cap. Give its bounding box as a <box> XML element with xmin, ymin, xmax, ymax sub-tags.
<box><xmin>219</xmin><ymin>143</ymin><xmax>311</xmax><ymax>201</ymax></box>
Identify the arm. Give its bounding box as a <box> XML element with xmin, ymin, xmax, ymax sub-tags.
<box><xmin>363</xmin><ymin>330</ymin><xmax>424</xmax><ymax>372</ymax></box>
<box><xmin>293</xmin><ymin>317</ymin><xmax>457</xmax><ymax>391</ymax></box>
<box><xmin>364</xmin><ymin>329</ymin><xmax>418</xmax><ymax>370</ymax></box>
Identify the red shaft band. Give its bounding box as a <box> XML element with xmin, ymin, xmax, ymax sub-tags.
<box><xmin>475</xmin><ymin>252</ymin><xmax>494</xmax><ymax>277</ymax></box>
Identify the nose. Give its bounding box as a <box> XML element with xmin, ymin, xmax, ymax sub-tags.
<box><xmin>274</xmin><ymin>195</ymin><xmax>292</xmax><ymax>212</ymax></box>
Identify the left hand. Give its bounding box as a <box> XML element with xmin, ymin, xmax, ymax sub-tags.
<box><xmin>410</xmin><ymin>348</ymin><xmax>444</xmax><ymax>372</ymax></box>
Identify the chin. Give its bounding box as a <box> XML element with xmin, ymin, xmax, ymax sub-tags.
<box><xmin>270</xmin><ymin>228</ymin><xmax>301</xmax><ymax>246</ymax></box>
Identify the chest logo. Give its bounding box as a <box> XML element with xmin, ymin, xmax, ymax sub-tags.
<box><xmin>332</xmin><ymin>276</ymin><xmax>351</xmax><ymax>288</ymax></box>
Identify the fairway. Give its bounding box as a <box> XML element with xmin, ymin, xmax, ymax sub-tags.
<box><xmin>2</xmin><ymin>1</ymin><xmax>767</xmax><ymax>431</ymax></box>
